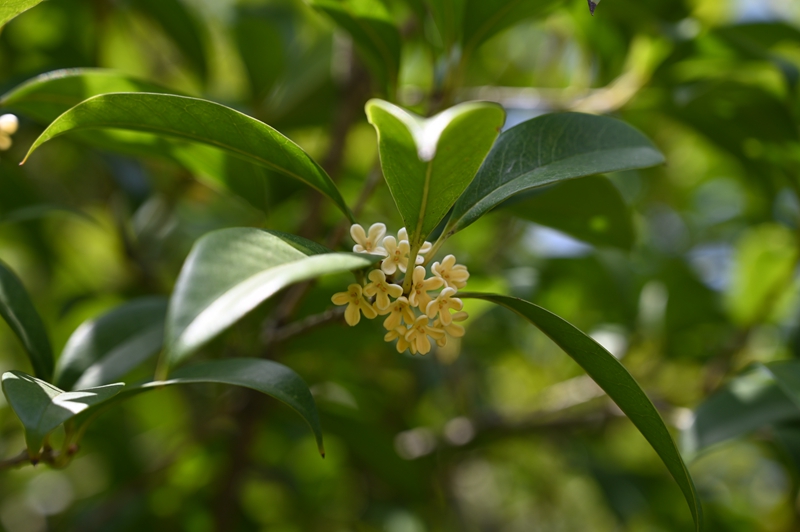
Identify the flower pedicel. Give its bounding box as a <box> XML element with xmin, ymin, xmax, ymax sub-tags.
<box><xmin>332</xmin><ymin>223</ymin><xmax>469</xmax><ymax>355</ymax></box>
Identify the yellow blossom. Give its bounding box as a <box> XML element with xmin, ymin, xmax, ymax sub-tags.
<box><xmin>433</xmin><ymin>311</ymin><xmax>468</xmax><ymax>347</ymax></box>
<box><xmin>381</xmin><ymin>236</ymin><xmax>412</xmax><ymax>275</ymax></box>
<box><xmin>0</xmin><ymin>114</ymin><xmax>18</xmax><ymax>152</ymax></box>
<box><xmin>384</xmin><ymin>326</ymin><xmax>413</xmax><ymax>354</ymax></box>
<box><xmin>408</xmin><ymin>266</ymin><xmax>442</xmax><ymax>309</ymax></box>
<box><xmin>363</xmin><ymin>269</ymin><xmax>403</xmax><ymax>310</ymax></box>
<box><xmin>377</xmin><ymin>296</ymin><xmax>415</xmax><ymax>330</ymax></box>
<box><xmin>397</xmin><ymin>227</ymin><xmax>432</xmax><ymax>263</ymax></box>
<box><xmin>350</xmin><ymin>223</ymin><xmax>387</xmax><ymax>255</ymax></box>
<box><xmin>431</xmin><ymin>254</ymin><xmax>469</xmax><ymax>289</ymax></box>
<box><xmin>331</xmin><ymin>283</ymin><xmax>377</xmax><ymax>326</ymax></box>
<box><xmin>404</xmin><ymin>315</ymin><xmax>444</xmax><ymax>355</ymax></box>
<box><xmin>425</xmin><ymin>287</ymin><xmax>463</xmax><ymax>325</ymax></box>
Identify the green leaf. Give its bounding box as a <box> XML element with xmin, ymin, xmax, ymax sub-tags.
<box><xmin>446</xmin><ymin>112</ymin><xmax>665</xmax><ymax>236</ymax></box>
<box><xmin>166</xmin><ymin>229</ymin><xmax>378</xmax><ymax>367</ymax></box>
<box><xmin>76</xmin><ymin>358</ymin><xmax>326</xmax><ymax>456</ymax></box>
<box><xmin>460</xmin><ymin>293</ymin><xmax>703</xmax><ymax>531</ymax></box>
<box><xmin>1</xmin><ymin>371</ymin><xmax>123</xmax><ymax>455</ymax></box>
<box><xmin>132</xmin><ymin>0</ymin><xmax>208</xmax><ymax>80</ymax></box>
<box><xmin>0</xmin><ymin>0</ymin><xmax>45</xmax><ymax>27</ymax></box>
<box><xmin>683</xmin><ymin>364</ymin><xmax>800</xmax><ymax>457</ymax></box>
<box><xmin>22</xmin><ymin>93</ymin><xmax>354</xmax><ymax>221</ymax></box>
<box><xmin>0</xmin><ymin>204</ymin><xmax>98</xmax><ymax>226</ymax></box>
<box><xmin>502</xmin><ymin>175</ymin><xmax>635</xmax><ymax>250</ymax></box>
<box><xmin>0</xmin><ymin>260</ymin><xmax>53</xmax><ymax>381</ymax></box>
<box><xmin>461</xmin><ymin>0</ymin><xmax>563</xmax><ymax>58</ymax></box>
<box><xmin>309</xmin><ymin>0</ymin><xmax>401</xmax><ymax>94</ymax></box>
<box><xmin>55</xmin><ymin>297</ymin><xmax>168</xmax><ymax>391</ymax></box>
<box><xmin>426</xmin><ymin>0</ymin><xmax>464</xmax><ymax>49</ymax></box>
<box><xmin>365</xmin><ymin>99</ymin><xmax>505</xmax><ymax>248</ymax></box>
<box><xmin>0</xmin><ymin>68</ymin><xmax>178</xmax><ymax>123</ymax></box>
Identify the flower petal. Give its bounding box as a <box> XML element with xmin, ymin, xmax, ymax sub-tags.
<box><xmin>345</xmin><ymin>304</ymin><xmax>361</xmax><ymax>326</ymax></box>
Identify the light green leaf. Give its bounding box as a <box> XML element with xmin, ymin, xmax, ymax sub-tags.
<box><xmin>0</xmin><ymin>260</ymin><xmax>53</xmax><ymax>381</ymax></box>
<box><xmin>461</xmin><ymin>0</ymin><xmax>563</xmax><ymax>59</ymax></box>
<box><xmin>22</xmin><ymin>93</ymin><xmax>354</xmax><ymax>221</ymax></box>
<box><xmin>0</xmin><ymin>204</ymin><xmax>98</xmax><ymax>226</ymax></box>
<box><xmin>446</xmin><ymin>112</ymin><xmax>665</xmax><ymax>237</ymax></box>
<box><xmin>366</xmin><ymin>99</ymin><xmax>505</xmax><ymax>249</ymax></box>
<box><xmin>1</xmin><ymin>371</ymin><xmax>123</xmax><ymax>455</ymax></box>
<box><xmin>683</xmin><ymin>364</ymin><xmax>800</xmax><ymax>457</ymax></box>
<box><xmin>503</xmin><ymin>175</ymin><xmax>635</xmax><ymax>250</ymax></box>
<box><xmin>460</xmin><ymin>293</ymin><xmax>703</xmax><ymax>531</ymax></box>
<box><xmin>309</xmin><ymin>0</ymin><xmax>401</xmax><ymax>94</ymax></box>
<box><xmin>166</xmin><ymin>229</ymin><xmax>378</xmax><ymax>367</ymax></box>
<box><xmin>0</xmin><ymin>0</ymin><xmax>45</xmax><ymax>27</ymax></box>
<box><xmin>55</xmin><ymin>297</ymin><xmax>168</xmax><ymax>391</ymax></box>
<box><xmin>75</xmin><ymin>358</ymin><xmax>326</xmax><ymax>456</ymax></box>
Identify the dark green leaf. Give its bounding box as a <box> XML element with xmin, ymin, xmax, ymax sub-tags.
<box><xmin>503</xmin><ymin>175</ymin><xmax>635</xmax><ymax>250</ymax></box>
<box><xmin>0</xmin><ymin>204</ymin><xmax>98</xmax><ymax>226</ymax></box>
<box><xmin>426</xmin><ymin>0</ymin><xmax>464</xmax><ymax>49</ymax></box>
<box><xmin>310</xmin><ymin>0</ymin><xmax>401</xmax><ymax>94</ymax></box>
<box><xmin>0</xmin><ymin>260</ymin><xmax>53</xmax><ymax>381</ymax></box>
<box><xmin>366</xmin><ymin>99</ymin><xmax>505</xmax><ymax>249</ymax></box>
<box><xmin>1</xmin><ymin>371</ymin><xmax>123</xmax><ymax>454</ymax></box>
<box><xmin>446</xmin><ymin>112</ymin><xmax>665</xmax><ymax>236</ymax></box>
<box><xmin>165</xmin><ymin>229</ymin><xmax>377</xmax><ymax>366</ymax></box>
<box><xmin>0</xmin><ymin>0</ymin><xmax>45</xmax><ymax>27</ymax></box>
<box><xmin>682</xmin><ymin>364</ymin><xmax>800</xmax><ymax>457</ymax></box>
<box><xmin>460</xmin><ymin>293</ymin><xmax>703</xmax><ymax>531</ymax></box>
<box><xmin>55</xmin><ymin>297</ymin><xmax>168</xmax><ymax>391</ymax></box>
<box><xmin>132</xmin><ymin>0</ymin><xmax>208</xmax><ymax>80</ymax></box>
<box><xmin>22</xmin><ymin>93</ymin><xmax>354</xmax><ymax>220</ymax></box>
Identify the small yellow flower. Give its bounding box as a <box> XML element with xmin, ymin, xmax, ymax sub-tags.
<box><xmin>363</xmin><ymin>269</ymin><xmax>403</xmax><ymax>310</ymax></box>
<box><xmin>385</xmin><ymin>326</ymin><xmax>413</xmax><ymax>354</ymax></box>
<box><xmin>408</xmin><ymin>266</ymin><xmax>443</xmax><ymax>309</ymax></box>
<box><xmin>331</xmin><ymin>283</ymin><xmax>377</xmax><ymax>326</ymax></box>
<box><xmin>377</xmin><ymin>296</ymin><xmax>416</xmax><ymax>330</ymax></box>
<box><xmin>404</xmin><ymin>315</ymin><xmax>445</xmax><ymax>355</ymax></box>
<box><xmin>381</xmin><ymin>236</ymin><xmax>412</xmax><ymax>275</ymax></box>
<box><xmin>433</xmin><ymin>311</ymin><xmax>468</xmax><ymax>347</ymax></box>
<box><xmin>425</xmin><ymin>287</ymin><xmax>463</xmax><ymax>325</ymax></box>
<box><xmin>350</xmin><ymin>223</ymin><xmax>387</xmax><ymax>255</ymax></box>
<box><xmin>398</xmin><ymin>227</ymin><xmax>432</xmax><ymax>263</ymax></box>
<box><xmin>431</xmin><ymin>254</ymin><xmax>469</xmax><ymax>290</ymax></box>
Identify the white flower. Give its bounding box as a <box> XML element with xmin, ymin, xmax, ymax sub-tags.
<box><xmin>425</xmin><ymin>287</ymin><xmax>463</xmax><ymax>325</ymax></box>
<box><xmin>381</xmin><ymin>236</ymin><xmax>412</xmax><ymax>275</ymax></box>
<box><xmin>408</xmin><ymin>266</ymin><xmax>443</xmax><ymax>309</ymax></box>
<box><xmin>363</xmin><ymin>269</ymin><xmax>403</xmax><ymax>310</ymax></box>
<box><xmin>398</xmin><ymin>227</ymin><xmax>431</xmax><ymax>264</ymax></box>
<box><xmin>433</xmin><ymin>311</ymin><xmax>468</xmax><ymax>347</ymax></box>
<box><xmin>404</xmin><ymin>315</ymin><xmax>445</xmax><ymax>355</ymax></box>
<box><xmin>0</xmin><ymin>114</ymin><xmax>18</xmax><ymax>152</ymax></box>
<box><xmin>377</xmin><ymin>296</ymin><xmax>416</xmax><ymax>330</ymax></box>
<box><xmin>331</xmin><ymin>284</ymin><xmax>377</xmax><ymax>326</ymax></box>
<box><xmin>431</xmin><ymin>254</ymin><xmax>469</xmax><ymax>290</ymax></box>
<box><xmin>350</xmin><ymin>223</ymin><xmax>387</xmax><ymax>255</ymax></box>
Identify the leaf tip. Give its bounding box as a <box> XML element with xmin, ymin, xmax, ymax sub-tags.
<box><xmin>588</xmin><ymin>0</ymin><xmax>597</xmax><ymax>15</ymax></box>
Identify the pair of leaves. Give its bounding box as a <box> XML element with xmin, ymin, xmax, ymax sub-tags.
<box><xmin>309</xmin><ymin>0</ymin><xmax>401</xmax><ymax>95</ymax></box>
<box><xmin>366</xmin><ymin>99</ymin><xmax>506</xmax><ymax>249</ymax></box>
<box><xmin>2</xmin><ymin>358</ymin><xmax>324</xmax><ymax>457</ymax></box>
<box><xmin>462</xmin><ymin>293</ymin><xmax>703</xmax><ymax>531</ymax></box>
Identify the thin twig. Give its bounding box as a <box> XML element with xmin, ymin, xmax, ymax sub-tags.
<box><xmin>263</xmin><ymin>306</ymin><xmax>346</xmax><ymax>345</ymax></box>
<box><xmin>0</xmin><ymin>450</ymin><xmax>31</xmax><ymax>470</ymax></box>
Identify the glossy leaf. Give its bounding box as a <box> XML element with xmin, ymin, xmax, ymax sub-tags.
<box><xmin>460</xmin><ymin>293</ymin><xmax>703</xmax><ymax>531</ymax></box>
<box><xmin>682</xmin><ymin>364</ymin><xmax>800</xmax><ymax>457</ymax></box>
<box><xmin>461</xmin><ymin>0</ymin><xmax>563</xmax><ymax>58</ymax></box>
<box><xmin>22</xmin><ymin>93</ymin><xmax>354</xmax><ymax>220</ymax></box>
<box><xmin>503</xmin><ymin>175</ymin><xmax>635</xmax><ymax>250</ymax></box>
<box><xmin>132</xmin><ymin>0</ymin><xmax>208</xmax><ymax>80</ymax></box>
<box><xmin>166</xmin><ymin>229</ymin><xmax>378</xmax><ymax>366</ymax></box>
<box><xmin>446</xmin><ymin>112</ymin><xmax>665</xmax><ymax>236</ymax></box>
<box><xmin>366</xmin><ymin>99</ymin><xmax>505</xmax><ymax>248</ymax></box>
<box><xmin>55</xmin><ymin>297</ymin><xmax>168</xmax><ymax>391</ymax></box>
<box><xmin>310</xmin><ymin>0</ymin><xmax>401</xmax><ymax>94</ymax></box>
<box><xmin>0</xmin><ymin>0</ymin><xmax>45</xmax><ymax>27</ymax></box>
<box><xmin>1</xmin><ymin>371</ymin><xmax>123</xmax><ymax>454</ymax></box>
<box><xmin>0</xmin><ymin>260</ymin><xmax>53</xmax><ymax>381</ymax></box>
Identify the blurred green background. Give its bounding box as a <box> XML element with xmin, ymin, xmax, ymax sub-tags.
<box><xmin>2</xmin><ymin>0</ymin><xmax>800</xmax><ymax>530</ymax></box>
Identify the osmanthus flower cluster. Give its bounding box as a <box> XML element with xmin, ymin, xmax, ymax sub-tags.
<box><xmin>0</xmin><ymin>114</ymin><xmax>19</xmax><ymax>151</ymax></box>
<box><xmin>331</xmin><ymin>223</ymin><xmax>470</xmax><ymax>355</ymax></box>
